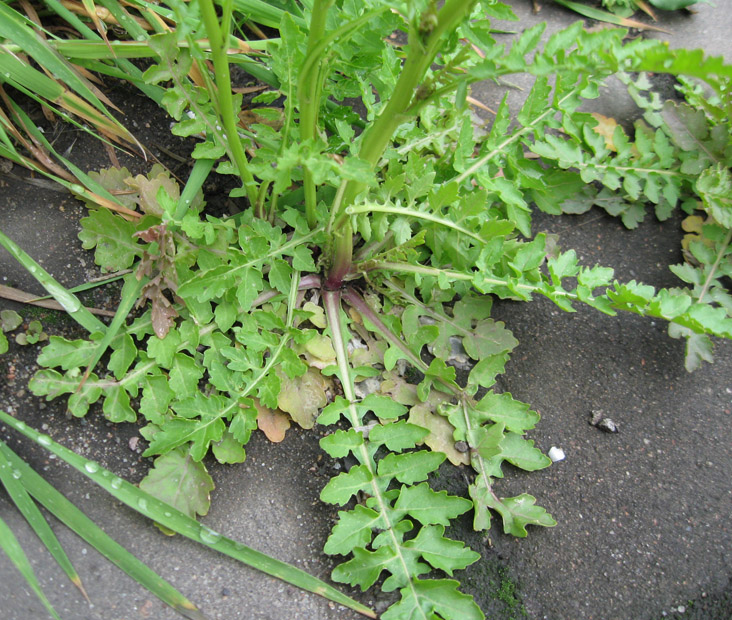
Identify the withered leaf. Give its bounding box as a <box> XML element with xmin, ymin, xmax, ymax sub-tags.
<box><xmin>256</xmin><ymin>400</ymin><xmax>291</xmax><ymax>443</ymax></box>
<box><xmin>277</xmin><ymin>367</ymin><xmax>328</xmax><ymax>429</ymax></box>
<box><xmin>408</xmin><ymin>403</ymin><xmax>469</xmax><ymax>466</ymax></box>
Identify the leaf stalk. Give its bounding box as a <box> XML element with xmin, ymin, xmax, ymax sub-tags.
<box><xmin>299</xmin><ymin>0</ymin><xmax>334</xmax><ymax>228</ymax></box>
<box><xmin>197</xmin><ymin>0</ymin><xmax>258</xmax><ymax>209</ymax></box>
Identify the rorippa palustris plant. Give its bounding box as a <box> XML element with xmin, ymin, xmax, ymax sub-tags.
<box><xmin>24</xmin><ymin>0</ymin><xmax>732</xmax><ymax>617</ymax></box>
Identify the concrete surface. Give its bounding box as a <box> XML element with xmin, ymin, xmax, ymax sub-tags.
<box><xmin>1</xmin><ymin>1</ymin><xmax>731</xmax><ymax>619</ymax></box>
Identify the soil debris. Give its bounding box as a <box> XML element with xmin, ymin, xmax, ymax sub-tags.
<box><xmin>589</xmin><ymin>410</ymin><xmax>619</xmax><ymax>433</ymax></box>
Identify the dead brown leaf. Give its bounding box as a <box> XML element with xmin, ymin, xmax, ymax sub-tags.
<box><xmin>590</xmin><ymin>112</ymin><xmax>620</xmax><ymax>151</ymax></box>
<box><xmin>256</xmin><ymin>400</ymin><xmax>291</xmax><ymax>443</ymax></box>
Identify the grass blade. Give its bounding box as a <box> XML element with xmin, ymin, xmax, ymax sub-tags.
<box><xmin>0</xmin><ymin>228</ymin><xmax>106</xmax><ymax>334</ymax></box>
<box><xmin>0</xmin><ymin>514</ymin><xmax>62</xmax><ymax>620</ymax></box>
<box><xmin>0</xmin><ymin>3</ymin><xmax>110</xmax><ymax>113</ymax></box>
<box><xmin>40</xmin><ymin>0</ymin><xmax>101</xmax><ymax>39</ymax></box>
<box><xmin>0</xmin><ymin>58</ymin><xmax>140</xmax><ymax>156</ymax></box>
<box><xmin>1</xmin><ymin>100</ymin><xmax>140</xmax><ymax>216</ymax></box>
<box><xmin>0</xmin><ymin>3</ymin><xmax>141</xmax><ymax>152</ymax></box>
<box><xmin>0</xmin><ymin>410</ymin><xmax>377</xmax><ymax>619</ymax></box>
<box><xmin>0</xmin><ymin>440</ymin><xmax>207</xmax><ymax>620</ymax></box>
<box><xmin>32</xmin><ymin>0</ymin><xmax>167</xmax><ymax>103</ymax></box>
<box><xmin>552</xmin><ymin>0</ymin><xmax>671</xmax><ymax>32</ymax></box>
<box><xmin>0</xmin><ymin>444</ymin><xmax>89</xmax><ymax>602</ymax></box>
<box><xmin>0</xmin><ymin>283</ymin><xmax>116</xmax><ymax>317</ymax></box>
<box><xmin>79</xmin><ymin>0</ymin><xmax>115</xmax><ymax>54</ymax></box>
<box><xmin>95</xmin><ymin>0</ymin><xmax>150</xmax><ymax>41</ymax></box>
<box><xmin>2</xmin><ymin>111</ymin><xmax>141</xmax><ymax>222</ymax></box>
<box><xmin>230</xmin><ymin>0</ymin><xmax>302</xmax><ymax>28</ymax></box>
<box><xmin>16</xmin><ymin>271</ymin><xmax>130</xmax><ymax>300</ymax></box>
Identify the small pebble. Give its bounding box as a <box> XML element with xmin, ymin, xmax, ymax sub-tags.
<box><xmin>548</xmin><ymin>446</ymin><xmax>565</xmax><ymax>462</ymax></box>
<box><xmin>590</xmin><ymin>410</ymin><xmax>619</xmax><ymax>433</ymax></box>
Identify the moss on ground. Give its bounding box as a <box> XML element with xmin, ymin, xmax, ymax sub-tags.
<box><xmin>491</xmin><ymin>566</ymin><xmax>527</xmax><ymax>619</ymax></box>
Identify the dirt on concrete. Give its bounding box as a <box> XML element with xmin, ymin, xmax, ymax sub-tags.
<box><xmin>1</xmin><ymin>2</ymin><xmax>731</xmax><ymax>620</ymax></box>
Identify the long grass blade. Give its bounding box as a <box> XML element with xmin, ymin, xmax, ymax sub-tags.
<box><xmin>27</xmin><ymin>0</ymin><xmax>167</xmax><ymax>102</ymax></box>
<box><xmin>0</xmin><ymin>514</ymin><xmax>62</xmax><ymax>620</ymax></box>
<box><xmin>0</xmin><ymin>50</ymin><xmax>140</xmax><ymax>151</ymax></box>
<box><xmin>0</xmin><ymin>440</ymin><xmax>207</xmax><ymax>620</ymax></box>
<box><xmin>0</xmin><ymin>135</ymin><xmax>135</xmax><ymax>217</ymax></box>
<box><xmin>0</xmin><ymin>444</ymin><xmax>89</xmax><ymax>602</ymax></box>
<box><xmin>24</xmin><ymin>38</ymin><xmax>272</xmax><ymax>59</ymax></box>
<box><xmin>40</xmin><ymin>0</ymin><xmax>100</xmax><ymax>39</ymax></box>
<box><xmin>0</xmin><ymin>283</ymin><xmax>116</xmax><ymax>316</ymax></box>
<box><xmin>95</xmin><ymin>0</ymin><xmax>151</xmax><ymax>40</ymax></box>
<box><xmin>10</xmin><ymin>271</ymin><xmax>130</xmax><ymax>302</ymax></box>
<box><xmin>230</xmin><ymin>0</ymin><xmax>303</xmax><ymax>28</ymax></box>
<box><xmin>0</xmin><ymin>93</ymin><xmax>79</xmax><ymax>182</ymax></box>
<box><xmin>0</xmin><ymin>411</ymin><xmax>377</xmax><ymax>619</ymax></box>
<box><xmin>0</xmin><ymin>228</ymin><xmax>106</xmax><ymax>334</ymax></box>
<box><xmin>0</xmin><ymin>3</ymin><xmax>116</xmax><ymax>113</ymax></box>
<box><xmin>0</xmin><ymin>136</ymin><xmax>49</xmax><ymax>174</ymax></box>
<box><xmin>79</xmin><ymin>0</ymin><xmax>115</xmax><ymax>55</ymax></box>
<box><xmin>552</xmin><ymin>0</ymin><xmax>671</xmax><ymax>32</ymax></box>
<box><xmin>1</xmin><ymin>98</ymin><xmax>141</xmax><ymax>216</ymax></box>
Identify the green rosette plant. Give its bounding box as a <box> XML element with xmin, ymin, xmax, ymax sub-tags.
<box><xmin>1</xmin><ymin>0</ymin><xmax>729</xmax><ymax>617</ymax></box>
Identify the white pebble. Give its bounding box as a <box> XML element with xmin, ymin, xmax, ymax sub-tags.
<box><xmin>548</xmin><ymin>446</ymin><xmax>565</xmax><ymax>462</ymax></box>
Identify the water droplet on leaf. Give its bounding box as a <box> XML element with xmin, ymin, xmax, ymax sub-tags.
<box><xmin>199</xmin><ymin>526</ymin><xmax>222</xmax><ymax>545</ymax></box>
<box><xmin>49</xmin><ymin>288</ymin><xmax>81</xmax><ymax>313</ymax></box>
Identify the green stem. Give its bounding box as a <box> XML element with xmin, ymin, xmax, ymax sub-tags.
<box><xmin>348</xmin><ymin>0</ymin><xmax>476</xmax><ymax>196</ymax></box>
<box><xmin>174</xmin><ymin>158</ymin><xmax>214</xmax><ymax>221</ymax></box>
<box><xmin>326</xmin><ymin>179</ymin><xmax>348</xmax><ymax>237</ymax></box>
<box><xmin>324</xmin><ymin>221</ymin><xmax>353</xmax><ymax>290</ymax></box>
<box><xmin>197</xmin><ymin>0</ymin><xmax>258</xmax><ymax>209</ymax></box>
<box><xmin>299</xmin><ymin>4</ymin><xmax>387</xmax><ymax>229</ymax></box>
<box><xmin>327</xmin><ymin>0</ymin><xmax>477</xmax><ymax>279</ymax></box>
<box><xmin>256</xmin><ymin>180</ymin><xmax>272</xmax><ymax>221</ymax></box>
<box><xmin>300</xmin><ymin>1</ymin><xmax>332</xmax><ymax>138</ymax></box>
<box><xmin>300</xmin><ymin>0</ymin><xmax>334</xmax><ymax>228</ymax></box>
<box><xmin>698</xmin><ymin>228</ymin><xmax>732</xmax><ymax>303</ymax></box>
